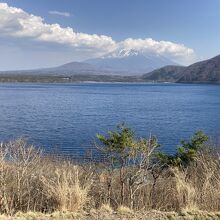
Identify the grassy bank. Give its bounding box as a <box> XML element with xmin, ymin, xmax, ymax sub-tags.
<box><xmin>0</xmin><ymin>126</ymin><xmax>219</xmax><ymax>219</ymax></box>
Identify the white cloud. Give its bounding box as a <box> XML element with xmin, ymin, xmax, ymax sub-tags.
<box><xmin>0</xmin><ymin>2</ymin><xmax>197</xmax><ymax>68</ymax></box>
<box><xmin>119</xmin><ymin>38</ymin><xmax>196</xmax><ymax>64</ymax></box>
<box><xmin>49</xmin><ymin>10</ymin><xmax>71</xmax><ymax>17</ymax></box>
<box><xmin>0</xmin><ymin>3</ymin><xmax>116</xmax><ymax>53</ymax></box>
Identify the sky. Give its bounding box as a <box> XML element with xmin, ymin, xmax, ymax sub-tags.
<box><xmin>0</xmin><ymin>0</ymin><xmax>220</xmax><ymax>70</ymax></box>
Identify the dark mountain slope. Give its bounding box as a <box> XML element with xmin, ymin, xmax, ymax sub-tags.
<box><xmin>142</xmin><ymin>55</ymin><xmax>220</xmax><ymax>83</ymax></box>
<box><xmin>178</xmin><ymin>55</ymin><xmax>220</xmax><ymax>83</ymax></box>
<box><xmin>142</xmin><ymin>65</ymin><xmax>185</xmax><ymax>82</ymax></box>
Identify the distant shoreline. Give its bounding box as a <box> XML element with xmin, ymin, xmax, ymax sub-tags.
<box><xmin>0</xmin><ymin>74</ymin><xmax>219</xmax><ymax>84</ymax></box>
<box><xmin>0</xmin><ymin>74</ymin><xmax>141</xmax><ymax>84</ymax></box>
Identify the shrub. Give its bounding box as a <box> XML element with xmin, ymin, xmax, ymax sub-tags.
<box><xmin>0</xmin><ymin>128</ymin><xmax>219</xmax><ymax>216</ymax></box>
<box><xmin>0</xmin><ymin>139</ymin><xmax>92</xmax><ymax>215</ymax></box>
<box><xmin>96</xmin><ymin>124</ymin><xmax>159</xmax><ymax>208</ymax></box>
<box><xmin>0</xmin><ymin>139</ymin><xmax>44</xmax><ymax>215</ymax></box>
<box><xmin>157</xmin><ymin>131</ymin><xmax>209</xmax><ymax>168</ymax></box>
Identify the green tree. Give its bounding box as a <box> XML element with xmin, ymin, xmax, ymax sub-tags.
<box><xmin>96</xmin><ymin>124</ymin><xmax>159</xmax><ymax>207</ymax></box>
<box><xmin>96</xmin><ymin>124</ymin><xmax>135</xmax><ymax>167</ymax></box>
<box><xmin>158</xmin><ymin>131</ymin><xmax>209</xmax><ymax>168</ymax></box>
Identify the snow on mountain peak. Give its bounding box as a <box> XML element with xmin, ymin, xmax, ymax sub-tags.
<box><xmin>85</xmin><ymin>48</ymin><xmax>178</xmax><ymax>74</ymax></box>
<box><xmin>101</xmin><ymin>48</ymin><xmax>141</xmax><ymax>59</ymax></box>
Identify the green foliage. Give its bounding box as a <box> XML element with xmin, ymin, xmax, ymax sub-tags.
<box><xmin>96</xmin><ymin>124</ymin><xmax>135</xmax><ymax>154</ymax></box>
<box><xmin>97</xmin><ymin>125</ymin><xmax>209</xmax><ymax>170</ymax></box>
<box><xmin>96</xmin><ymin>124</ymin><xmax>135</xmax><ymax>166</ymax></box>
<box><xmin>157</xmin><ymin>131</ymin><xmax>209</xmax><ymax>168</ymax></box>
<box><xmin>96</xmin><ymin>124</ymin><xmax>159</xmax><ymax>167</ymax></box>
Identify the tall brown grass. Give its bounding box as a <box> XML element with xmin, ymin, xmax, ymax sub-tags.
<box><xmin>0</xmin><ymin>138</ymin><xmax>219</xmax><ymax>215</ymax></box>
<box><xmin>41</xmin><ymin>163</ymin><xmax>91</xmax><ymax>212</ymax></box>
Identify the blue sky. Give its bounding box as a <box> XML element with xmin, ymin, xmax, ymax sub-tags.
<box><xmin>0</xmin><ymin>0</ymin><xmax>220</xmax><ymax>70</ymax></box>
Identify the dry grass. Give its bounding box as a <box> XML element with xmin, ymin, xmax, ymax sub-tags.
<box><xmin>0</xmin><ymin>138</ymin><xmax>219</xmax><ymax>217</ymax></box>
<box><xmin>41</xmin><ymin>163</ymin><xmax>91</xmax><ymax>212</ymax></box>
<box><xmin>0</xmin><ymin>139</ymin><xmax>45</xmax><ymax>215</ymax></box>
<box><xmin>117</xmin><ymin>206</ymin><xmax>134</xmax><ymax>215</ymax></box>
<box><xmin>147</xmin><ymin>150</ymin><xmax>220</xmax><ymax>212</ymax></box>
<box><xmin>99</xmin><ymin>204</ymin><xmax>113</xmax><ymax>215</ymax></box>
<box><xmin>0</xmin><ymin>139</ymin><xmax>92</xmax><ymax>215</ymax></box>
<box><xmin>0</xmin><ymin>210</ymin><xmax>220</xmax><ymax>220</ymax></box>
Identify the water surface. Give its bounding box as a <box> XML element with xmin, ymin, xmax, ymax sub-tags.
<box><xmin>0</xmin><ymin>83</ymin><xmax>219</xmax><ymax>156</ymax></box>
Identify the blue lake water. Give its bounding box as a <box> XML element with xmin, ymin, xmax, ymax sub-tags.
<box><xmin>0</xmin><ymin>83</ymin><xmax>220</xmax><ymax>156</ymax></box>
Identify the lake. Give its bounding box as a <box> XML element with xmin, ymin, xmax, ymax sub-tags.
<box><xmin>0</xmin><ymin>83</ymin><xmax>219</xmax><ymax>157</ymax></box>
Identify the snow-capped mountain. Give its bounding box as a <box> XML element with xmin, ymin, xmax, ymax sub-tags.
<box><xmin>85</xmin><ymin>49</ymin><xmax>177</xmax><ymax>74</ymax></box>
<box><xmin>4</xmin><ymin>49</ymin><xmax>178</xmax><ymax>76</ymax></box>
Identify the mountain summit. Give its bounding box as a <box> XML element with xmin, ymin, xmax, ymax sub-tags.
<box><xmin>85</xmin><ymin>49</ymin><xmax>177</xmax><ymax>74</ymax></box>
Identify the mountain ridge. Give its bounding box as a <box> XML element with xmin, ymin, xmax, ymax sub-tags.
<box><xmin>142</xmin><ymin>65</ymin><xmax>185</xmax><ymax>82</ymax></box>
<box><xmin>0</xmin><ymin>49</ymin><xmax>177</xmax><ymax>76</ymax></box>
<box><xmin>142</xmin><ymin>55</ymin><xmax>220</xmax><ymax>83</ymax></box>
<box><xmin>177</xmin><ymin>55</ymin><xmax>220</xmax><ymax>83</ymax></box>
<box><xmin>85</xmin><ymin>49</ymin><xmax>177</xmax><ymax>74</ymax></box>
<box><xmin>0</xmin><ymin>54</ymin><xmax>220</xmax><ymax>84</ymax></box>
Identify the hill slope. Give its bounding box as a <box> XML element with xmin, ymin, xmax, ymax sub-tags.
<box><xmin>43</xmin><ymin>61</ymin><xmax>102</xmax><ymax>75</ymax></box>
<box><xmin>142</xmin><ymin>65</ymin><xmax>185</xmax><ymax>82</ymax></box>
<box><xmin>142</xmin><ymin>55</ymin><xmax>220</xmax><ymax>83</ymax></box>
<box><xmin>177</xmin><ymin>55</ymin><xmax>220</xmax><ymax>83</ymax></box>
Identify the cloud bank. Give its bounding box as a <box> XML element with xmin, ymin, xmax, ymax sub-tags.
<box><xmin>0</xmin><ymin>3</ymin><xmax>196</xmax><ymax>69</ymax></box>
